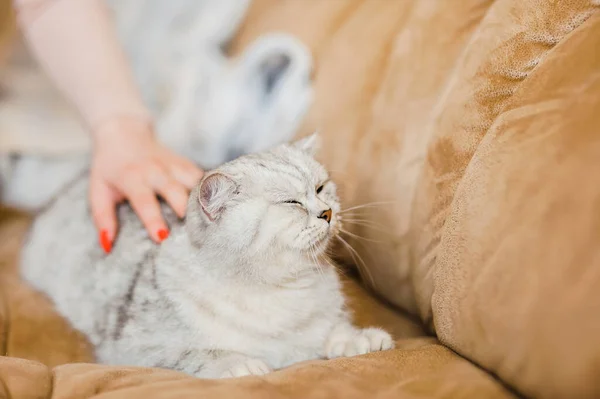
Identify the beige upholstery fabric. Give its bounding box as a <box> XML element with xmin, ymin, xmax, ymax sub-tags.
<box><xmin>1</xmin><ymin>0</ymin><xmax>599</xmax><ymax>397</ymax></box>
<box><xmin>433</xmin><ymin>11</ymin><xmax>600</xmax><ymax>399</ymax></box>
<box><xmin>232</xmin><ymin>0</ymin><xmax>497</xmax><ymax>318</ymax></box>
<box><xmin>233</xmin><ymin>1</ymin><xmax>600</xmax><ymax>397</ymax></box>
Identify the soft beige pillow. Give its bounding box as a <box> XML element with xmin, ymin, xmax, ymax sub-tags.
<box><xmin>432</xmin><ymin>8</ymin><xmax>600</xmax><ymax>399</ymax></box>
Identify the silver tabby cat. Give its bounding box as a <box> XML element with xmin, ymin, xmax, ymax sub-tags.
<box><xmin>21</xmin><ymin>134</ymin><xmax>394</xmax><ymax>379</ymax></box>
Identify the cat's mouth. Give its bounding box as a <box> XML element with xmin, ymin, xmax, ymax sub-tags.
<box><xmin>307</xmin><ymin>229</ymin><xmax>332</xmax><ymax>255</ymax></box>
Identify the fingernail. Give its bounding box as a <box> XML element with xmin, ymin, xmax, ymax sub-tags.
<box><xmin>157</xmin><ymin>229</ymin><xmax>169</xmax><ymax>242</ymax></box>
<box><xmin>100</xmin><ymin>230</ymin><xmax>112</xmax><ymax>253</ymax></box>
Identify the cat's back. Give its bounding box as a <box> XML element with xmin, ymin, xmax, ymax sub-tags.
<box><xmin>21</xmin><ymin>175</ymin><xmax>96</xmax><ymax>289</ymax></box>
<box><xmin>20</xmin><ymin>175</ymin><xmax>165</xmax><ymax>344</ymax></box>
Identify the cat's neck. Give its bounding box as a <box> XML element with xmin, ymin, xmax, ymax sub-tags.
<box><xmin>157</xmin><ymin>227</ymin><xmax>329</xmax><ymax>287</ymax></box>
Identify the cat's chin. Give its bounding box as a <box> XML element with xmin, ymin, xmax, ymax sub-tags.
<box><xmin>304</xmin><ymin>235</ymin><xmax>332</xmax><ymax>257</ymax></box>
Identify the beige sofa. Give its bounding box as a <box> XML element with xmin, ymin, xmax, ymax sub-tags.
<box><xmin>1</xmin><ymin>0</ymin><xmax>600</xmax><ymax>398</ymax></box>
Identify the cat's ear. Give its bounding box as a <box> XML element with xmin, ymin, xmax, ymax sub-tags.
<box><xmin>293</xmin><ymin>132</ymin><xmax>320</xmax><ymax>156</ymax></box>
<box><xmin>198</xmin><ymin>173</ymin><xmax>238</xmax><ymax>222</ymax></box>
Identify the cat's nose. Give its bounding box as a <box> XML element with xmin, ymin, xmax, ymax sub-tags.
<box><xmin>318</xmin><ymin>209</ymin><xmax>332</xmax><ymax>224</ymax></box>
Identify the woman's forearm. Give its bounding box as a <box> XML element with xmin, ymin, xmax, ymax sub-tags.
<box><xmin>13</xmin><ymin>0</ymin><xmax>150</xmax><ymax>132</ymax></box>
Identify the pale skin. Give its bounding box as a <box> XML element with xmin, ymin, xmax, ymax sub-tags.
<box><xmin>90</xmin><ymin>117</ymin><xmax>203</xmax><ymax>251</ymax></box>
<box><xmin>13</xmin><ymin>0</ymin><xmax>204</xmax><ymax>250</ymax></box>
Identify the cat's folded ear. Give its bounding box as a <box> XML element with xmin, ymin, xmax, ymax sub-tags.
<box><xmin>293</xmin><ymin>131</ymin><xmax>320</xmax><ymax>156</ymax></box>
<box><xmin>198</xmin><ymin>173</ymin><xmax>238</xmax><ymax>221</ymax></box>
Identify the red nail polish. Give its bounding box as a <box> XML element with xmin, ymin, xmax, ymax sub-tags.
<box><xmin>100</xmin><ymin>230</ymin><xmax>112</xmax><ymax>253</ymax></box>
<box><xmin>158</xmin><ymin>229</ymin><xmax>169</xmax><ymax>241</ymax></box>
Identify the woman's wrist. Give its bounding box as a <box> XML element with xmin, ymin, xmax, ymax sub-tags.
<box><xmin>92</xmin><ymin>114</ymin><xmax>155</xmax><ymax>149</ymax></box>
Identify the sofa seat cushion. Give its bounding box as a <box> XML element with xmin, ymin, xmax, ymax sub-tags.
<box><xmin>0</xmin><ymin>338</ymin><xmax>516</xmax><ymax>399</ymax></box>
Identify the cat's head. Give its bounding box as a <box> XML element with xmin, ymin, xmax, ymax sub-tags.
<box><xmin>186</xmin><ymin>133</ymin><xmax>340</xmax><ymax>276</ymax></box>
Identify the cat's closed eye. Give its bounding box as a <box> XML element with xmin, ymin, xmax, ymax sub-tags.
<box><xmin>316</xmin><ymin>184</ymin><xmax>324</xmax><ymax>194</ymax></box>
<box><xmin>283</xmin><ymin>200</ymin><xmax>303</xmax><ymax>205</ymax></box>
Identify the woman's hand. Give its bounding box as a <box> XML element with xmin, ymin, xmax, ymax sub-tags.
<box><xmin>90</xmin><ymin>117</ymin><xmax>204</xmax><ymax>252</ymax></box>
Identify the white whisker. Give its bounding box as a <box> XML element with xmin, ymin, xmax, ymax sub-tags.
<box><xmin>339</xmin><ymin>228</ymin><xmax>383</xmax><ymax>243</ymax></box>
<box><xmin>341</xmin><ymin>218</ymin><xmax>396</xmax><ymax>236</ymax></box>
<box><xmin>317</xmin><ymin>250</ymin><xmax>347</xmax><ymax>276</ymax></box>
<box><xmin>339</xmin><ymin>201</ymin><xmax>397</xmax><ymax>214</ymax></box>
<box><xmin>308</xmin><ymin>245</ymin><xmax>325</xmax><ymax>281</ymax></box>
<box><xmin>336</xmin><ymin>236</ymin><xmax>376</xmax><ymax>289</ymax></box>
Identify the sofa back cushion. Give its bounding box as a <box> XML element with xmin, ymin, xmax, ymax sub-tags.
<box><xmin>233</xmin><ymin>0</ymin><xmax>492</xmax><ymax>318</ymax></box>
<box><xmin>233</xmin><ymin>1</ymin><xmax>600</xmax><ymax>397</ymax></box>
<box><xmin>431</xmin><ymin>7</ymin><xmax>600</xmax><ymax>398</ymax></box>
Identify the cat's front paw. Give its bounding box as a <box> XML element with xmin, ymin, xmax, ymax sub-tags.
<box><xmin>220</xmin><ymin>358</ymin><xmax>273</xmax><ymax>378</ymax></box>
<box><xmin>325</xmin><ymin>327</ymin><xmax>394</xmax><ymax>359</ymax></box>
